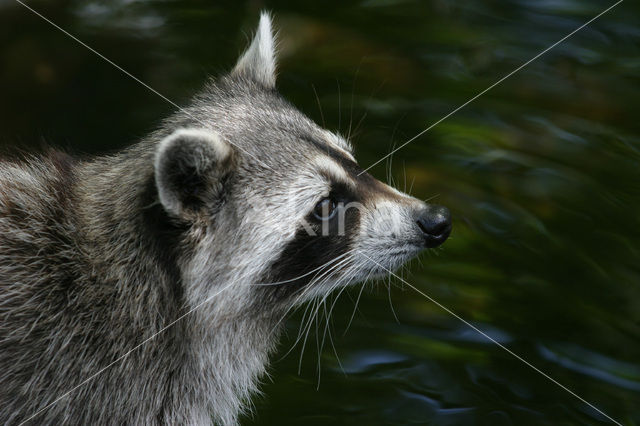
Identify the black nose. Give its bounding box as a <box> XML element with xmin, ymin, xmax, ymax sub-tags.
<box><xmin>416</xmin><ymin>205</ymin><xmax>452</xmax><ymax>248</ymax></box>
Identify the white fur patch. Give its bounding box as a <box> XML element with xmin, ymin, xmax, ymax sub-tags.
<box><xmin>351</xmin><ymin>197</ymin><xmax>425</xmax><ymax>280</ymax></box>
<box><xmin>323</xmin><ymin>130</ymin><xmax>355</xmax><ymax>161</ymax></box>
<box><xmin>312</xmin><ymin>155</ymin><xmax>354</xmax><ymax>188</ymax></box>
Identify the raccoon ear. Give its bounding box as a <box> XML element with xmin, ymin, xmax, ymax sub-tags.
<box><xmin>154</xmin><ymin>129</ymin><xmax>233</xmax><ymax>218</ymax></box>
<box><xmin>232</xmin><ymin>11</ymin><xmax>277</xmax><ymax>88</ymax></box>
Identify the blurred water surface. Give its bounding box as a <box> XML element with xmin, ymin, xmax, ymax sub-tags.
<box><xmin>1</xmin><ymin>0</ymin><xmax>639</xmax><ymax>424</ymax></box>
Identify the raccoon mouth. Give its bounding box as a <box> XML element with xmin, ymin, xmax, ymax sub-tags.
<box><xmin>352</xmin><ymin>249</ymin><xmax>419</xmax><ymax>280</ymax></box>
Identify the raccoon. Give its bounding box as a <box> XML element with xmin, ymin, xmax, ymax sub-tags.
<box><xmin>0</xmin><ymin>13</ymin><xmax>451</xmax><ymax>426</ymax></box>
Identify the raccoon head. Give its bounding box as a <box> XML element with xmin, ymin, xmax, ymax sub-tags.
<box><xmin>153</xmin><ymin>13</ymin><xmax>451</xmax><ymax>312</ymax></box>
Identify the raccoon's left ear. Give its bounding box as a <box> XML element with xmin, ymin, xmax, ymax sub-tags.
<box><xmin>232</xmin><ymin>12</ymin><xmax>277</xmax><ymax>88</ymax></box>
<box><xmin>154</xmin><ymin>128</ymin><xmax>234</xmax><ymax>219</ymax></box>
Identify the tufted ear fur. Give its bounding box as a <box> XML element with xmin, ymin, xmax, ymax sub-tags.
<box><xmin>232</xmin><ymin>12</ymin><xmax>277</xmax><ymax>88</ymax></box>
<box><xmin>154</xmin><ymin>128</ymin><xmax>233</xmax><ymax>218</ymax></box>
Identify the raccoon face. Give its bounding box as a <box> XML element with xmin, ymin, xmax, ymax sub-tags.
<box><xmin>153</xmin><ymin>13</ymin><xmax>450</xmax><ymax>308</ymax></box>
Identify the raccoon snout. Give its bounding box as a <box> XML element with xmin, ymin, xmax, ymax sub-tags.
<box><xmin>416</xmin><ymin>205</ymin><xmax>452</xmax><ymax>248</ymax></box>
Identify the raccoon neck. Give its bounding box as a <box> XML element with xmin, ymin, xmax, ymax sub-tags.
<box><xmin>75</xmin><ymin>145</ymin><xmax>282</xmax><ymax>424</ymax></box>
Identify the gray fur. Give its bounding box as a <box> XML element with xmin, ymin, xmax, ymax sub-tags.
<box><xmin>0</xmin><ymin>13</ymin><xmax>447</xmax><ymax>425</ymax></box>
<box><xmin>233</xmin><ymin>13</ymin><xmax>278</xmax><ymax>89</ymax></box>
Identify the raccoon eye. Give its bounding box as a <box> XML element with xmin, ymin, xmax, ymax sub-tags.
<box><xmin>313</xmin><ymin>198</ymin><xmax>338</xmax><ymax>221</ymax></box>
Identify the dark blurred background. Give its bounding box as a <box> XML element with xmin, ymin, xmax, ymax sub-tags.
<box><xmin>1</xmin><ymin>0</ymin><xmax>639</xmax><ymax>424</ymax></box>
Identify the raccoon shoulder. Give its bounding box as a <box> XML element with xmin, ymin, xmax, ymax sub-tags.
<box><xmin>0</xmin><ymin>150</ymin><xmax>78</xmax><ymax>252</ymax></box>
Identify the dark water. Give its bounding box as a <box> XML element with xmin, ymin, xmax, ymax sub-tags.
<box><xmin>2</xmin><ymin>0</ymin><xmax>639</xmax><ymax>424</ymax></box>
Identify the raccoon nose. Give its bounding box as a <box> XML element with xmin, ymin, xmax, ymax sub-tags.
<box><xmin>416</xmin><ymin>205</ymin><xmax>452</xmax><ymax>248</ymax></box>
